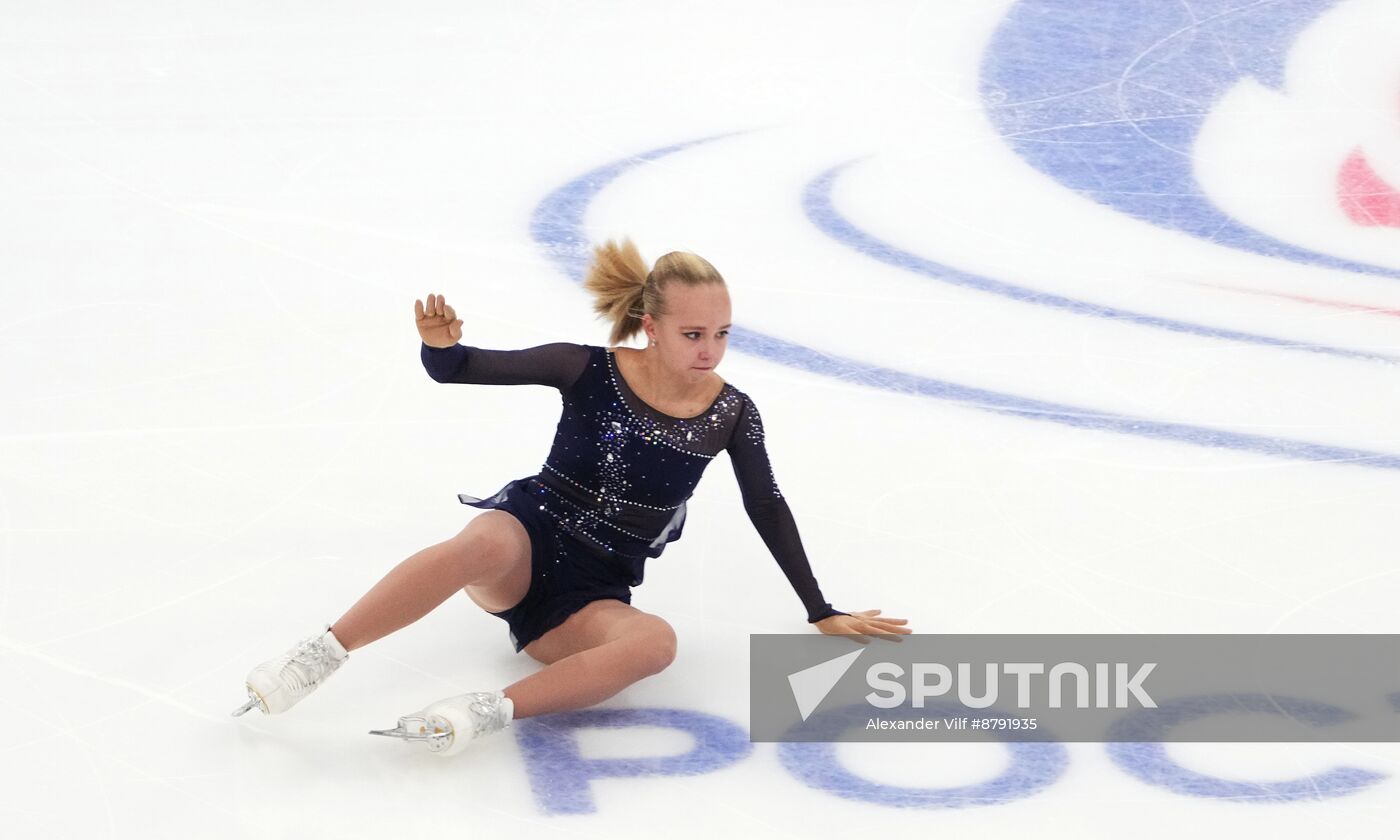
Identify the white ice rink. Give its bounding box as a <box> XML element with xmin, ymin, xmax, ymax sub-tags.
<box><xmin>2</xmin><ymin>0</ymin><xmax>1399</xmax><ymax>836</ymax></box>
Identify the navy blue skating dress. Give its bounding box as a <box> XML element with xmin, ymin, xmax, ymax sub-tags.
<box><xmin>421</xmin><ymin>340</ymin><xmax>847</xmax><ymax>653</ymax></box>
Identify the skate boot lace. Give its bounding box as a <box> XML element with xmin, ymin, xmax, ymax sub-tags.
<box><xmin>461</xmin><ymin>690</ymin><xmax>510</xmax><ymax>740</ymax></box>
<box><xmin>276</xmin><ymin>635</ymin><xmax>343</xmax><ymax>698</ymax></box>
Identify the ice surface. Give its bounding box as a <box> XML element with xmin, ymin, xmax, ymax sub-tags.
<box><xmin>2</xmin><ymin>0</ymin><xmax>1398</xmax><ymax>836</ymax></box>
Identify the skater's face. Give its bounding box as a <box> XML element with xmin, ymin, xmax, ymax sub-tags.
<box><xmin>645</xmin><ymin>283</ymin><xmax>730</xmax><ymax>381</ymax></box>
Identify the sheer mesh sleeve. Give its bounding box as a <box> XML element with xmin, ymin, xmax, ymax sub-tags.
<box><xmin>727</xmin><ymin>393</ymin><xmax>847</xmax><ymax>624</ymax></box>
<box><xmin>421</xmin><ymin>342</ymin><xmax>590</xmax><ymax>391</ymax></box>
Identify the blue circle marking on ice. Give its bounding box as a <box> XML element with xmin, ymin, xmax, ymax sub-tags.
<box><xmin>529</xmin><ymin>136</ymin><xmax>1400</xmax><ymax>472</ymax></box>
<box><xmin>979</xmin><ymin>0</ymin><xmax>1400</xmax><ymax>279</ymax></box>
<box><xmin>803</xmin><ymin>159</ymin><xmax>1398</xmax><ymax>365</ymax></box>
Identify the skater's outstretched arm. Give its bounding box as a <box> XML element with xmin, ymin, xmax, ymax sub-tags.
<box><xmin>415</xmin><ymin>293</ymin><xmax>589</xmax><ymax>390</ymax></box>
<box><xmin>727</xmin><ymin>393</ymin><xmax>913</xmax><ymax>642</ymax></box>
<box><xmin>726</xmin><ymin>393</ymin><xmax>845</xmax><ymax>623</ymax></box>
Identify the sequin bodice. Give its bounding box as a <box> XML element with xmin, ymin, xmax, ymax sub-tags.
<box><xmin>540</xmin><ymin>346</ymin><xmax>738</xmax><ymax>539</ymax></box>
<box><xmin>421</xmin><ymin>340</ymin><xmax>844</xmax><ymax>623</ymax></box>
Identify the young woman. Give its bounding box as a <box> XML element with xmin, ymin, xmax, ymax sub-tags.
<box><xmin>232</xmin><ymin>238</ymin><xmax>912</xmax><ymax>756</ymax></box>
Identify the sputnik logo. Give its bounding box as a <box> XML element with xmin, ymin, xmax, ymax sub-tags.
<box><xmin>787</xmin><ymin>649</ymin><xmax>864</xmax><ymax>721</ymax></box>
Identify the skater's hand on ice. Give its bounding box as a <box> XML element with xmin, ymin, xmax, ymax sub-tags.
<box><xmin>815</xmin><ymin>609</ymin><xmax>911</xmax><ymax>644</ymax></box>
<box><xmin>416</xmin><ymin>293</ymin><xmax>464</xmax><ymax>348</ymax></box>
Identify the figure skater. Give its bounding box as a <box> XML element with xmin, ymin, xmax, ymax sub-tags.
<box><xmin>232</xmin><ymin>238</ymin><xmax>912</xmax><ymax>756</ymax></box>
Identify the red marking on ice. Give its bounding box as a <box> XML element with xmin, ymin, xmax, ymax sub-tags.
<box><xmin>1338</xmin><ymin>147</ymin><xmax>1400</xmax><ymax>228</ymax></box>
<box><xmin>1183</xmin><ymin>279</ymin><xmax>1400</xmax><ymax>318</ymax></box>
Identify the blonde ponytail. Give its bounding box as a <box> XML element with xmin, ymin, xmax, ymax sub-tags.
<box><xmin>582</xmin><ymin>237</ymin><xmax>726</xmax><ymax>346</ymax></box>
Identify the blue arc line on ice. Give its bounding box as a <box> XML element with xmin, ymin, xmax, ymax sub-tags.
<box><xmin>805</xmin><ymin>159</ymin><xmax>1399</xmax><ymax>365</ymax></box>
<box><xmin>980</xmin><ymin>0</ymin><xmax>1400</xmax><ymax>281</ymax></box>
<box><xmin>528</xmin><ymin>135</ymin><xmax>1400</xmax><ymax>472</ymax></box>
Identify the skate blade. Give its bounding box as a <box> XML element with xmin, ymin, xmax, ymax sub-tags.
<box><xmin>231</xmin><ymin>694</ymin><xmax>263</xmax><ymax>717</ymax></box>
<box><xmin>368</xmin><ymin>724</ymin><xmax>439</xmax><ymax>743</ymax></box>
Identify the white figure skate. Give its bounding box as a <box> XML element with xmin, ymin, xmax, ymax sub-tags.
<box><xmin>369</xmin><ymin>689</ymin><xmax>514</xmax><ymax>756</ymax></box>
<box><xmin>231</xmin><ymin>624</ymin><xmax>349</xmax><ymax>716</ymax></box>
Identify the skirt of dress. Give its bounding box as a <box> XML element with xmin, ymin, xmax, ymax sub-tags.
<box><xmin>458</xmin><ymin>475</ymin><xmax>639</xmax><ymax>653</ymax></box>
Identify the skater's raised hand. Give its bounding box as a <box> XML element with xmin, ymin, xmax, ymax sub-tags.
<box><xmin>416</xmin><ymin>293</ymin><xmax>464</xmax><ymax>348</ymax></box>
<box><xmin>814</xmin><ymin>609</ymin><xmax>911</xmax><ymax>644</ymax></box>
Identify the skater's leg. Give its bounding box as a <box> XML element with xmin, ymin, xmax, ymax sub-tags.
<box><xmin>365</xmin><ymin>600</ymin><xmax>672</xmax><ymax>752</ymax></box>
<box><xmin>506</xmin><ymin>599</ymin><xmax>677</xmax><ymax>719</ymax></box>
<box><xmin>330</xmin><ymin>511</ymin><xmax>531</xmax><ymax>652</ymax></box>
<box><xmin>235</xmin><ymin>511</ymin><xmax>529</xmax><ymax>717</ymax></box>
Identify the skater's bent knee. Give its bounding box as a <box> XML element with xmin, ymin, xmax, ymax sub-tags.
<box><xmin>450</xmin><ymin>512</ymin><xmax>530</xmax><ymax>579</ymax></box>
<box><xmin>626</xmin><ymin>616</ymin><xmax>677</xmax><ymax>676</ymax></box>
